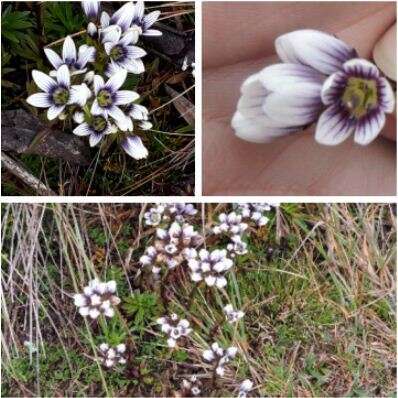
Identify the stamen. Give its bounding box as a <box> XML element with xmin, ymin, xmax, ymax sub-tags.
<box><xmin>52</xmin><ymin>87</ymin><xmax>70</xmax><ymax>105</ymax></box>
<box><xmin>110</xmin><ymin>45</ymin><xmax>124</xmax><ymax>62</ymax></box>
<box><xmin>97</xmin><ymin>89</ymin><xmax>113</xmax><ymax>107</ymax></box>
<box><xmin>341</xmin><ymin>77</ymin><xmax>378</xmax><ymax>118</ymax></box>
<box><xmin>92</xmin><ymin>116</ymin><xmax>107</xmax><ymax>132</ymax></box>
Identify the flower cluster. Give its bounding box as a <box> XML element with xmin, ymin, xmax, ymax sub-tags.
<box><xmin>73</xmin><ymin>279</ymin><xmax>120</xmax><ymax>319</ymax></box>
<box><xmin>144</xmin><ymin>203</ymin><xmax>198</xmax><ymax>227</ymax></box>
<box><xmin>140</xmin><ymin>221</ymin><xmax>202</xmax><ymax>273</ymax></box>
<box><xmin>181</xmin><ymin>375</ymin><xmax>202</xmax><ymax>396</ymax></box>
<box><xmin>73</xmin><ymin>279</ymin><xmax>127</xmax><ymax>369</ymax></box>
<box><xmin>98</xmin><ymin>343</ymin><xmax>127</xmax><ymax>367</ymax></box>
<box><xmin>223</xmin><ymin>304</ymin><xmax>244</xmax><ymax>324</ymax></box>
<box><xmin>156</xmin><ymin>313</ymin><xmax>192</xmax><ymax>347</ymax></box>
<box><xmin>238</xmin><ymin>379</ymin><xmax>254</xmax><ymax>398</ymax></box>
<box><xmin>27</xmin><ymin>0</ymin><xmax>163</xmax><ymax>160</ymax></box>
<box><xmin>212</xmin><ymin>212</ymin><xmax>248</xmax><ymax>236</ymax></box>
<box><xmin>188</xmin><ymin>249</ymin><xmax>234</xmax><ymax>288</ymax></box>
<box><xmin>202</xmin><ymin>342</ymin><xmax>238</xmax><ymax>376</ymax></box>
<box><xmin>232</xmin><ymin>29</ymin><xmax>394</xmax><ymax>146</ymax></box>
<box><xmin>236</xmin><ymin>203</ymin><xmax>275</xmax><ymax>227</ymax></box>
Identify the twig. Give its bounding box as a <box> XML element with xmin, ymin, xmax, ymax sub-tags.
<box><xmin>1</xmin><ymin>152</ymin><xmax>56</xmax><ymax>196</ymax></box>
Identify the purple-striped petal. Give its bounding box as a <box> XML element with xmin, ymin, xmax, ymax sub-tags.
<box><xmin>121</xmin><ymin>136</ymin><xmax>148</xmax><ymax>159</ymax></box>
<box><xmin>91</xmin><ymin>99</ymin><xmax>104</xmax><ymax>116</ymax></box>
<box><xmin>126</xmin><ymin>45</ymin><xmax>147</xmax><ymax>59</ymax></box>
<box><xmin>26</xmin><ymin>93</ymin><xmax>52</xmax><ymax>108</ymax></box>
<box><xmin>101</xmin><ymin>25</ymin><xmax>121</xmax><ymax>43</ymax></box>
<box><xmin>100</xmin><ymin>11</ymin><xmax>110</xmax><ymax>28</ymax></box>
<box><xmin>114</xmin><ymin>90</ymin><xmax>140</xmax><ymax>105</ymax></box>
<box><xmin>31</xmin><ymin>70</ymin><xmax>57</xmax><ymax>93</ymax></box>
<box><xmin>56</xmin><ymin>64</ymin><xmax>70</xmax><ymax>87</ymax></box>
<box><xmin>47</xmin><ymin>105</ymin><xmax>65</xmax><ymax>120</ymax></box>
<box><xmin>105</xmin><ymin>69</ymin><xmax>127</xmax><ymax>93</ymax></box>
<box><xmin>76</xmin><ymin>45</ymin><xmax>96</xmax><ymax>69</ymax></box>
<box><xmin>73</xmin><ymin>122</ymin><xmax>92</xmax><ymax>136</ymax></box>
<box><xmin>82</xmin><ymin>0</ymin><xmax>100</xmax><ymax>19</ymax></box>
<box><xmin>124</xmin><ymin>58</ymin><xmax>145</xmax><ymax>74</ymax></box>
<box><xmin>93</xmin><ymin>75</ymin><xmax>105</xmax><ymax>95</ymax></box>
<box><xmin>108</xmin><ymin>105</ymin><xmax>126</xmax><ymax>123</ymax></box>
<box><xmin>89</xmin><ymin>132</ymin><xmax>104</xmax><ymax>147</ymax></box>
<box><xmin>315</xmin><ymin>105</ymin><xmax>355</xmax><ymax>145</ymax></box>
<box><xmin>62</xmin><ymin>36</ymin><xmax>77</xmax><ymax>64</ymax></box>
<box><xmin>232</xmin><ymin>111</ymin><xmax>298</xmax><ymax>143</ymax></box>
<box><xmin>275</xmin><ymin>29</ymin><xmax>357</xmax><ymax>75</ymax></box>
<box><xmin>320</xmin><ymin>71</ymin><xmax>347</xmax><ymax>106</ymax></box>
<box><xmin>142</xmin><ymin>29</ymin><xmax>162</xmax><ymax>37</ymax></box>
<box><xmin>343</xmin><ymin>58</ymin><xmax>379</xmax><ymax>79</ymax></box>
<box><xmin>44</xmin><ymin>48</ymin><xmax>63</xmax><ymax>69</ymax></box>
<box><xmin>111</xmin><ymin>2</ymin><xmax>135</xmax><ymax>30</ymax></box>
<box><xmin>262</xmin><ymin>82</ymin><xmax>322</xmax><ymax>127</ymax></box>
<box><xmin>143</xmin><ymin>11</ymin><xmax>160</xmax><ymax>30</ymax></box>
<box><xmin>258</xmin><ymin>63</ymin><xmax>324</xmax><ymax>92</ymax></box>
<box><xmin>354</xmin><ymin>110</ymin><xmax>386</xmax><ymax>145</ymax></box>
<box><xmin>134</xmin><ymin>0</ymin><xmax>145</xmax><ymax>20</ymax></box>
<box><xmin>378</xmin><ymin>77</ymin><xmax>395</xmax><ymax>113</ymax></box>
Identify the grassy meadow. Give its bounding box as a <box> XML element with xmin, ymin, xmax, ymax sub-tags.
<box><xmin>1</xmin><ymin>203</ymin><xmax>396</xmax><ymax>397</ymax></box>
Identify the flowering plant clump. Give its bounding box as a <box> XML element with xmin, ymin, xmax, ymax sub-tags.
<box><xmin>71</xmin><ymin>203</ymin><xmax>273</xmax><ymax>392</ymax></box>
<box><xmin>26</xmin><ymin>0</ymin><xmax>163</xmax><ymax>160</ymax></box>
<box><xmin>232</xmin><ymin>29</ymin><xmax>395</xmax><ymax>146</ymax></box>
<box><xmin>73</xmin><ymin>279</ymin><xmax>120</xmax><ymax>319</ymax></box>
<box><xmin>181</xmin><ymin>375</ymin><xmax>202</xmax><ymax>396</ymax></box>
<box><xmin>156</xmin><ymin>313</ymin><xmax>192</xmax><ymax>347</ymax></box>
<box><xmin>202</xmin><ymin>342</ymin><xmax>238</xmax><ymax>376</ymax></box>
<box><xmin>188</xmin><ymin>249</ymin><xmax>234</xmax><ymax>288</ymax></box>
<box><xmin>136</xmin><ymin>203</ymin><xmax>280</xmax><ymax>395</ymax></box>
<box><xmin>98</xmin><ymin>343</ymin><xmax>127</xmax><ymax>367</ymax></box>
<box><xmin>144</xmin><ymin>203</ymin><xmax>198</xmax><ymax>227</ymax></box>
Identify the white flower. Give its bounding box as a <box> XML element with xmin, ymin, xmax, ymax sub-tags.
<box><xmin>129</xmin><ymin>1</ymin><xmax>162</xmax><ymax>37</ymax></box>
<box><xmin>232</xmin><ymin>29</ymin><xmax>394</xmax><ymax>146</ymax></box>
<box><xmin>73</xmin><ymin>114</ymin><xmax>115</xmax><ymax>147</ymax></box>
<box><xmin>144</xmin><ymin>205</ymin><xmax>165</xmax><ymax>226</ymax></box>
<box><xmin>82</xmin><ymin>0</ymin><xmax>100</xmax><ymax>20</ymax></box>
<box><xmin>73</xmin><ymin>279</ymin><xmax>120</xmax><ymax>319</ymax></box>
<box><xmin>87</xmin><ymin>22</ymin><xmax>98</xmax><ymax>38</ymax></box>
<box><xmin>126</xmin><ymin>103</ymin><xmax>149</xmax><ymax>120</ymax></box>
<box><xmin>98</xmin><ymin>342</ymin><xmax>126</xmax><ymax>367</ymax></box>
<box><xmin>202</xmin><ymin>342</ymin><xmax>238</xmax><ymax>377</ymax></box>
<box><xmin>156</xmin><ymin>313</ymin><xmax>191</xmax><ymax>348</ymax></box>
<box><xmin>104</xmin><ymin>30</ymin><xmax>147</xmax><ymax>76</ymax></box>
<box><xmin>315</xmin><ymin>58</ymin><xmax>394</xmax><ymax>145</ymax></box>
<box><xmin>167</xmin><ymin>203</ymin><xmax>198</xmax><ymax>222</ymax></box>
<box><xmin>227</xmin><ymin>235</ymin><xmax>248</xmax><ymax>257</ymax></box>
<box><xmin>188</xmin><ymin>249</ymin><xmax>233</xmax><ymax>289</ymax></box>
<box><xmin>27</xmin><ymin>65</ymin><xmax>88</xmax><ymax>120</ymax></box>
<box><xmin>91</xmin><ymin>69</ymin><xmax>139</xmax><ymax>124</ymax></box>
<box><xmin>152</xmin><ymin>222</ymin><xmax>202</xmax><ymax>269</ymax></box>
<box><xmin>45</xmin><ymin>36</ymin><xmax>96</xmax><ymax>77</ymax></box>
<box><xmin>213</xmin><ymin>212</ymin><xmax>248</xmax><ymax>236</ymax></box>
<box><xmin>121</xmin><ymin>135</ymin><xmax>148</xmax><ymax>160</ymax></box>
<box><xmin>182</xmin><ymin>375</ymin><xmax>202</xmax><ymax>396</ymax></box>
<box><xmin>238</xmin><ymin>379</ymin><xmax>254</xmax><ymax>398</ymax></box>
<box><xmin>223</xmin><ymin>304</ymin><xmax>245</xmax><ymax>323</ymax></box>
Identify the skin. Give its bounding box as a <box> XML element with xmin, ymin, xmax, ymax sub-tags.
<box><xmin>203</xmin><ymin>2</ymin><xmax>396</xmax><ymax>195</ymax></box>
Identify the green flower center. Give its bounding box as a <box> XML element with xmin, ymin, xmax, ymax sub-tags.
<box><xmin>110</xmin><ymin>45</ymin><xmax>124</xmax><ymax>61</ymax></box>
<box><xmin>97</xmin><ymin>89</ymin><xmax>113</xmax><ymax>107</ymax></box>
<box><xmin>341</xmin><ymin>77</ymin><xmax>378</xmax><ymax>119</ymax></box>
<box><xmin>92</xmin><ymin>116</ymin><xmax>107</xmax><ymax>132</ymax></box>
<box><xmin>52</xmin><ymin>87</ymin><xmax>70</xmax><ymax>105</ymax></box>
